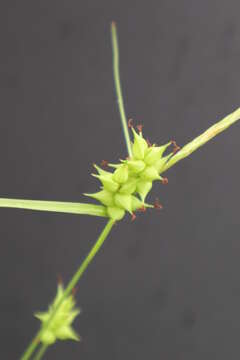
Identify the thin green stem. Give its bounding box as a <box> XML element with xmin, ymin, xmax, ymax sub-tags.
<box><xmin>111</xmin><ymin>22</ymin><xmax>132</xmax><ymax>157</ymax></box>
<box><xmin>32</xmin><ymin>344</ymin><xmax>48</xmax><ymax>360</ymax></box>
<box><xmin>20</xmin><ymin>219</ymin><xmax>115</xmax><ymax>360</ymax></box>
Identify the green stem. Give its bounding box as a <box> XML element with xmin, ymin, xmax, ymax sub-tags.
<box><xmin>111</xmin><ymin>22</ymin><xmax>132</xmax><ymax>157</ymax></box>
<box><xmin>32</xmin><ymin>344</ymin><xmax>48</xmax><ymax>360</ymax></box>
<box><xmin>20</xmin><ymin>219</ymin><xmax>115</xmax><ymax>360</ymax></box>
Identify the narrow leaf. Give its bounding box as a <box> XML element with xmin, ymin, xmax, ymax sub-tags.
<box><xmin>162</xmin><ymin>107</ymin><xmax>240</xmax><ymax>172</ymax></box>
<box><xmin>0</xmin><ymin>198</ymin><xmax>107</xmax><ymax>217</ymax></box>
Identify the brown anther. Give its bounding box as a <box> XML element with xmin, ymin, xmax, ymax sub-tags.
<box><xmin>162</xmin><ymin>177</ymin><xmax>168</xmax><ymax>185</ymax></box>
<box><xmin>131</xmin><ymin>213</ymin><xmax>137</xmax><ymax>221</ymax></box>
<box><xmin>171</xmin><ymin>140</ymin><xmax>181</xmax><ymax>154</ymax></box>
<box><xmin>128</xmin><ymin>118</ymin><xmax>134</xmax><ymax>128</ymax></box>
<box><xmin>146</xmin><ymin>138</ymin><xmax>152</xmax><ymax>147</ymax></box>
<box><xmin>72</xmin><ymin>286</ymin><xmax>78</xmax><ymax>297</ymax></box>
<box><xmin>101</xmin><ymin>160</ymin><xmax>109</xmax><ymax>168</ymax></box>
<box><xmin>138</xmin><ymin>205</ymin><xmax>146</xmax><ymax>212</ymax></box>
<box><xmin>137</xmin><ymin>124</ymin><xmax>143</xmax><ymax>133</ymax></box>
<box><xmin>154</xmin><ymin>198</ymin><xmax>163</xmax><ymax>210</ymax></box>
<box><xmin>57</xmin><ymin>274</ymin><xmax>63</xmax><ymax>285</ymax></box>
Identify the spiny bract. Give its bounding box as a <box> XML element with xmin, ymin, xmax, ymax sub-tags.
<box><xmin>85</xmin><ymin>126</ymin><xmax>178</xmax><ymax>221</ymax></box>
<box><xmin>35</xmin><ymin>284</ymin><xmax>80</xmax><ymax>345</ymax></box>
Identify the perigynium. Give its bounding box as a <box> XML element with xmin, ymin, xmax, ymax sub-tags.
<box><xmin>0</xmin><ymin>22</ymin><xmax>239</xmax><ymax>360</ymax></box>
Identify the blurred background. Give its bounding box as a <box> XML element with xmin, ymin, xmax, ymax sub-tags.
<box><xmin>0</xmin><ymin>0</ymin><xmax>240</xmax><ymax>359</ymax></box>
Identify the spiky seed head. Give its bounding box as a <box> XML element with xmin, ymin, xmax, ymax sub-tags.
<box><xmin>35</xmin><ymin>284</ymin><xmax>80</xmax><ymax>345</ymax></box>
<box><xmin>87</xmin><ymin>127</ymin><xmax>172</xmax><ymax>220</ymax></box>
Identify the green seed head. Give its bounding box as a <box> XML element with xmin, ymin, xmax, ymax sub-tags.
<box><xmin>85</xmin><ymin>128</ymin><xmax>173</xmax><ymax>220</ymax></box>
<box><xmin>35</xmin><ymin>284</ymin><xmax>80</xmax><ymax>345</ymax></box>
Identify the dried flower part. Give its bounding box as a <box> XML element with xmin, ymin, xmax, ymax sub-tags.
<box><xmin>85</xmin><ymin>127</ymin><xmax>173</xmax><ymax>220</ymax></box>
<box><xmin>35</xmin><ymin>284</ymin><xmax>80</xmax><ymax>345</ymax></box>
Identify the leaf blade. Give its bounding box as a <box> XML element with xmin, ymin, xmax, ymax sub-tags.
<box><xmin>0</xmin><ymin>198</ymin><xmax>107</xmax><ymax>217</ymax></box>
<box><xmin>162</xmin><ymin>107</ymin><xmax>240</xmax><ymax>172</ymax></box>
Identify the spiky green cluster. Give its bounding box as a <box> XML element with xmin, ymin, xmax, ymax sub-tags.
<box><xmin>85</xmin><ymin>127</ymin><xmax>173</xmax><ymax>221</ymax></box>
<box><xmin>35</xmin><ymin>284</ymin><xmax>80</xmax><ymax>345</ymax></box>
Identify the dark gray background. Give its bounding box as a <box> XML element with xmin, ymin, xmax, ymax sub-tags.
<box><xmin>0</xmin><ymin>0</ymin><xmax>240</xmax><ymax>359</ymax></box>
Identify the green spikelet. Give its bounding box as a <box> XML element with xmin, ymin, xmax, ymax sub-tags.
<box><xmin>114</xmin><ymin>193</ymin><xmax>132</xmax><ymax>213</ymax></box>
<box><xmin>140</xmin><ymin>166</ymin><xmax>161</xmax><ymax>181</ymax></box>
<box><xmin>84</xmin><ymin>190</ymin><xmax>114</xmax><ymax>207</ymax></box>
<box><xmin>85</xmin><ymin>127</ymin><xmax>174</xmax><ymax>219</ymax></box>
<box><xmin>119</xmin><ymin>178</ymin><xmax>137</xmax><ymax>194</ymax></box>
<box><xmin>136</xmin><ymin>180</ymin><xmax>153</xmax><ymax>201</ymax></box>
<box><xmin>92</xmin><ymin>174</ymin><xmax>119</xmax><ymax>192</ymax></box>
<box><xmin>131</xmin><ymin>128</ymin><xmax>148</xmax><ymax>159</ymax></box>
<box><xmin>35</xmin><ymin>284</ymin><xmax>80</xmax><ymax>345</ymax></box>
<box><xmin>113</xmin><ymin>164</ymin><xmax>129</xmax><ymax>184</ymax></box>
<box><xmin>126</xmin><ymin>159</ymin><xmax>146</xmax><ymax>173</ymax></box>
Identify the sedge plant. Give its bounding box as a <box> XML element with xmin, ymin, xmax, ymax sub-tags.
<box><xmin>1</xmin><ymin>22</ymin><xmax>240</xmax><ymax>360</ymax></box>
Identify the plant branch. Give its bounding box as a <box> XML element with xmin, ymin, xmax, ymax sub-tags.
<box><xmin>20</xmin><ymin>218</ymin><xmax>115</xmax><ymax>360</ymax></box>
<box><xmin>162</xmin><ymin>107</ymin><xmax>240</xmax><ymax>172</ymax></box>
<box><xmin>32</xmin><ymin>344</ymin><xmax>48</xmax><ymax>360</ymax></box>
<box><xmin>111</xmin><ymin>22</ymin><xmax>132</xmax><ymax>157</ymax></box>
